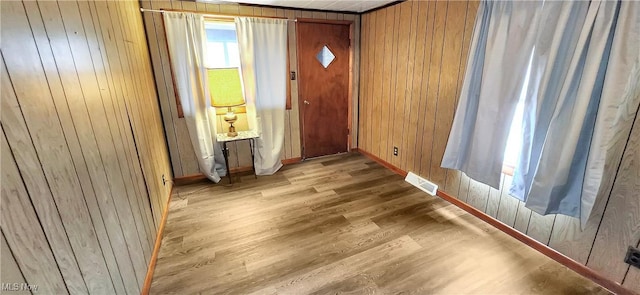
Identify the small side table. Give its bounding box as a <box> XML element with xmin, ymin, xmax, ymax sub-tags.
<box><xmin>216</xmin><ymin>130</ymin><xmax>259</xmax><ymax>184</ymax></box>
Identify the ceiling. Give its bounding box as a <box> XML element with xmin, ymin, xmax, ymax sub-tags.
<box><xmin>197</xmin><ymin>0</ymin><xmax>398</xmax><ymax>13</ymax></box>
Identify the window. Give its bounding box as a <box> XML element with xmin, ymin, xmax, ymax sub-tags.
<box><xmin>204</xmin><ymin>22</ymin><xmax>240</xmax><ymax>68</ymax></box>
<box><xmin>502</xmin><ymin>51</ymin><xmax>534</xmax><ymax>175</ymax></box>
<box><xmin>174</xmin><ymin>20</ymin><xmax>292</xmax><ymax>118</ymax></box>
<box><xmin>503</xmin><ymin>98</ymin><xmax>524</xmax><ymax>175</ymax></box>
<box><xmin>204</xmin><ymin>21</ymin><xmax>247</xmax><ymax>116</ymax></box>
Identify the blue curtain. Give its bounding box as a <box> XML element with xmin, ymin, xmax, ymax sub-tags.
<box><xmin>441</xmin><ymin>1</ymin><xmax>543</xmax><ymax>189</ymax></box>
<box><xmin>442</xmin><ymin>0</ymin><xmax>640</xmax><ymax>227</ymax></box>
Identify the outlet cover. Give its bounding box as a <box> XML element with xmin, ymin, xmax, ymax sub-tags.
<box><xmin>625</xmin><ymin>246</ymin><xmax>640</xmax><ymax>269</ymax></box>
<box><xmin>393</xmin><ymin>147</ymin><xmax>398</xmax><ymax>156</ymax></box>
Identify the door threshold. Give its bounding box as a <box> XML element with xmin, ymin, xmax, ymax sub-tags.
<box><xmin>303</xmin><ymin>151</ymin><xmax>351</xmax><ymax>161</ymax></box>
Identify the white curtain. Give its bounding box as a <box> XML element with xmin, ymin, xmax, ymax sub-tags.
<box><xmin>442</xmin><ymin>1</ymin><xmax>640</xmax><ymax>226</ymax></box>
<box><xmin>163</xmin><ymin>12</ymin><xmax>226</xmax><ymax>182</ymax></box>
<box><xmin>235</xmin><ymin>17</ymin><xmax>288</xmax><ymax>175</ymax></box>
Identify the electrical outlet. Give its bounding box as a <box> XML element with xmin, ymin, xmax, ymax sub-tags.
<box><xmin>393</xmin><ymin>146</ymin><xmax>398</xmax><ymax>156</ymax></box>
<box><xmin>162</xmin><ymin>174</ymin><xmax>166</xmax><ymax>186</ymax></box>
<box><xmin>625</xmin><ymin>246</ymin><xmax>640</xmax><ymax>269</ymax></box>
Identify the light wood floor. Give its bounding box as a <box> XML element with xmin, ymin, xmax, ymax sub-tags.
<box><xmin>150</xmin><ymin>153</ymin><xmax>608</xmax><ymax>294</ymax></box>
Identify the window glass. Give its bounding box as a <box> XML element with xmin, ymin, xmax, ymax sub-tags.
<box><xmin>204</xmin><ymin>21</ymin><xmax>240</xmax><ymax>68</ymax></box>
<box><xmin>226</xmin><ymin>43</ymin><xmax>240</xmax><ymax>67</ymax></box>
<box><xmin>205</xmin><ymin>42</ymin><xmax>226</xmax><ymax>68</ymax></box>
<box><xmin>504</xmin><ymin>99</ymin><xmax>524</xmax><ymax>168</ymax></box>
<box><xmin>503</xmin><ymin>51</ymin><xmax>534</xmax><ymax>171</ymax></box>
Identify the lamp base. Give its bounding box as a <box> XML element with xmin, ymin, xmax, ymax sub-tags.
<box><xmin>226</xmin><ymin>126</ymin><xmax>238</xmax><ymax>137</ymax></box>
<box><xmin>224</xmin><ymin>110</ymin><xmax>238</xmax><ymax>137</ymax></box>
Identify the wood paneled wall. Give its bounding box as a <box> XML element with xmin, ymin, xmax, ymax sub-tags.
<box><xmin>141</xmin><ymin>0</ymin><xmax>361</xmax><ymax>177</ymax></box>
<box><xmin>1</xmin><ymin>0</ymin><xmax>172</xmax><ymax>293</ymax></box>
<box><xmin>358</xmin><ymin>1</ymin><xmax>640</xmax><ymax>292</ymax></box>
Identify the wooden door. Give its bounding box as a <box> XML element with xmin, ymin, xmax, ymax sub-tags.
<box><xmin>297</xmin><ymin>21</ymin><xmax>350</xmax><ymax>159</ymax></box>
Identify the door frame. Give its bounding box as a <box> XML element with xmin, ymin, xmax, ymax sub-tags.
<box><xmin>295</xmin><ymin>18</ymin><xmax>354</xmax><ymax>160</ymax></box>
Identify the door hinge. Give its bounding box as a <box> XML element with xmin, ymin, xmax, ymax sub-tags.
<box><xmin>347</xmin><ymin>128</ymin><xmax>350</xmax><ymax>135</ymax></box>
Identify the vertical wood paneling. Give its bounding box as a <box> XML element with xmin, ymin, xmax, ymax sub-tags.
<box><xmin>281</xmin><ymin>10</ymin><xmax>293</xmax><ymax>161</ymax></box>
<box><xmin>443</xmin><ymin>0</ymin><xmax>475</xmax><ymax>197</ymax></box>
<box><xmin>358</xmin><ymin>13</ymin><xmax>369</xmax><ymax>151</ymax></box>
<box><xmin>513</xmin><ymin>201</ymin><xmax>532</xmax><ymax>234</ymax></box>
<box><xmin>624</xmin><ymin>265</ymin><xmax>640</xmax><ymax>291</ymax></box>
<box><xmin>345</xmin><ymin>13</ymin><xmax>360</xmax><ymax>149</ymax></box>
<box><xmin>485</xmin><ymin>176</ymin><xmax>503</xmax><ymax>218</ymax></box>
<box><xmin>1</xmin><ymin>2</ymin><xmax>114</xmax><ymax>292</ymax></box>
<box><xmin>414</xmin><ymin>1</ymin><xmax>436</xmax><ymax>178</ymax></box>
<box><xmin>1</xmin><ymin>131</ymin><xmax>68</xmax><ymax>294</ymax></box>
<box><xmin>457</xmin><ymin>173</ymin><xmax>471</xmax><ymax>203</ymax></box>
<box><xmin>115</xmin><ymin>0</ymin><xmax>165</xmax><ymax>263</ymax></box>
<box><xmin>1</xmin><ymin>57</ymin><xmax>87</xmax><ymax>294</ymax></box>
<box><xmin>1</xmin><ymin>0</ymin><xmax>171</xmax><ymax>293</ymax></box>
<box><xmin>144</xmin><ymin>2</ymin><xmax>358</xmax><ymax>175</ymax></box>
<box><xmin>372</xmin><ymin>10</ymin><xmax>387</xmax><ymax>158</ymax></box>
<box><xmin>389</xmin><ymin>4</ymin><xmax>411</xmax><ymax>167</ymax></box>
<box><xmin>526</xmin><ymin>213</ymin><xmax>555</xmax><ymax>245</ymax></box>
<box><xmin>379</xmin><ymin>8</ymin><xmax>393</xmax><ymax>163</ymax></box>
<box><xmin>418</xmin><ymin>1</ymin><xmax>447</xmax><ymax>179</ymax></box>
<box><xmin>588</xmin><ymin>110</ymin><xmax>640</xmax><ymax>282</ymax></box>
<box><xmin>19</xmin><ymin>2</ymin><xmax>128</xmax><ymax>291</ymax></box>
<box><xmin>141</xmin><ymin>0</ymin><xmax>182</xmax><ymax>176</ymax></box>
<box><xmin>365</xmin><ymin>13</ymin><xmax>376</xmax><ymax>153</ymax></box>
<box><xmin>467</xmin><ymin>178</ymin><xmax>490</xmax><ymax>212</ymax></box>
<box><xmin>430</xmin><ymin>0</ymin><xmax>466</xmax><ymax>188</ymax></box>
<box><xmin>93</xmin><ymin>0</ymin><xmax>162</xmax><ymax>251</ymax></box>
<box><xmin>55</xmin><ymin>1</ymin><xmax>149</xmax><ymax>284</ymax></box>
<box><xmin>1</xmin><ymin>231</ymin><xmax>30</xmax><ymax>295</ymax></box>
<box><xmin>92</xmin><ymin>0</ymin><xmax>155</xmax><ymax>270</ymax></box>
<box><xmin>399</xmin><ymin>1</ymin><xmax>419</xmax><ymax>169</ymax></box>
<box><xmin>496</xmin><ymin>175</ymin><xmax>518</xmax><ymax>227</ymax></box>
<box><xmin>358</xmin><ymin>1</ymin><xmax>639</xmax><ymax>292</ymax></box>
<box><xmin>155</xmin><ymin>0</ymin><xmax>200</xmax><ymax>176</ymax></box>
<box><xmin>286</xmin><ymin>10</ymin><xmax>301</xmax><ymax>157</ymax></box>
<box><xmin>403</xmin><ymin>1</ymin><xmax>429</xmax><ymax>173</ymax></box>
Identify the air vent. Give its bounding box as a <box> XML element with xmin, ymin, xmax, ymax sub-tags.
<box><xmin>405</xmin><ymin>172</ymin><xmax>438</xmax><ymax>196</ymax></box>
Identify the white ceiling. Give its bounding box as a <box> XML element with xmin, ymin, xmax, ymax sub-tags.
<box><xmin>199</xmin><ymin>0</ymin><xmax>398</xmax><ymax>13</ymax></box>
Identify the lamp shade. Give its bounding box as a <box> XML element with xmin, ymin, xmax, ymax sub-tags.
<box><xmin>208</xmin><ymin>67</ymin><xmax>245</xmax><ymax>107</ymax></box>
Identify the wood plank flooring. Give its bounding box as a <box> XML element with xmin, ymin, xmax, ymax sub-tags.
<box><xmin>150</xmin><ymin>153</ymin><xmax>608</xmax><ymax>294</ymax></box>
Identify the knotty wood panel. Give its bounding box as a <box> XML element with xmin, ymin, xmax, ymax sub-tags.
<box><xmin>358</xmin><ymin>1</ymin><xmax>639</xmax><ymax>292</ymax></box>
<box><xmin>141</xmin><ymin>0</ymin><xmax>361</xmax><ymax>176</ymax></box>
<box><xmin>1</xmin><ymin>0</ymin><xmax>171</xmax><ymax>293</ymax></box>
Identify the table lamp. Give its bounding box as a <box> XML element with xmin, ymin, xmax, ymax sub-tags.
<box><xmin>209</xmin><ymin>67</ymin><xmax>245</xmax><ymax>137</ymax></box>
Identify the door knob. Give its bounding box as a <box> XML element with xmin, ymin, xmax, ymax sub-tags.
<box><xmin>304</xmin><ymin>100</ymin><xmax>310</xmax><ymax>105</ymax></box>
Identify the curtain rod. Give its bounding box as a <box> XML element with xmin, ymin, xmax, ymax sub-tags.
<box><xmin>139</xmin><ymin>8</ymin><xmax>296</xmax><ymax>22</ymax></box>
